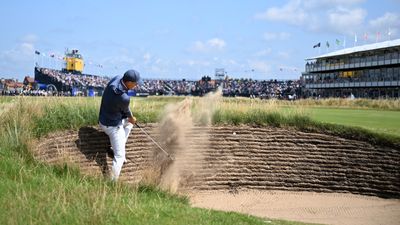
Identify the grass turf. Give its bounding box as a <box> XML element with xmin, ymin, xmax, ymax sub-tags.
<box><xmin>0</xmin><ymin>96</ymin><xmax>321</xmax><ymax>225</ymax></box>
<box><xmin>307</xmin><ymin>107</ymin><xmax>400</xmax><ymax>137</ymax></box>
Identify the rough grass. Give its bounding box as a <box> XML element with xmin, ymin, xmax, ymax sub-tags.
<box><xmin>1</xmin><ymin>95</ymin><xmax>398</xmax><ymax>225</ymax></box>
<box><xmin>1</xmin><ymin>96</ymin><xmax>322</xmax><ymax>225</ymax></box>
<box><xmin>0</xmin><ymin>157</ymin><xmax>274</xmax><ymax>225</ymax></box>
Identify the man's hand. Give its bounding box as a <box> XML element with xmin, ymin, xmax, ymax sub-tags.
<box><xmin>128</xmin><ymin>116</ymin><xmax>137</xmax><ymax>125</ymax></box>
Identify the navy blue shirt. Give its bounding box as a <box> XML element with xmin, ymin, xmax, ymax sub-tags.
<box><xmin>99</xmin><ymin>75</ymin><xmax>132</xmax><ymax>126</ymax></box>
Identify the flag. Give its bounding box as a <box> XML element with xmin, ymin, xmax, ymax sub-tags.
<box><xmin>50</xmin><ymin>54</ymin><xmax>55</xmax><ymax>58</ymax></box>
<box><xmin>376</xmin><ymin>32</ymin><xmax>381</xmax><ymax>42</ymax></box>
<box><xmin>313</xmin><ymin>42</ymin><xmax>321</xmax><ymax>48</ymax></box>
<box><xmin>335</xmin><ymin>39</ymin><xmax>341</xmax><ymax>45</ymax></box>
<box><xmin>326</xmin><ymin>41</ymin><xmax>330</xmax><ymax>48</ymax></box>
<box><xmin>35</xmin><ymin>50</ymin><xmax>40</xmax><ymax>55</ymax></box>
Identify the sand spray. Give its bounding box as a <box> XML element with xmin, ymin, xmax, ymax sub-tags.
<box><xmin>141</xmin><ymin>88</ymin><xmax>222</xmax><ymax>192</ymax></box>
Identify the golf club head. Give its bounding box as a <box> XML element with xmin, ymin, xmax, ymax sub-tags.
<box><xmin>168</xmin><ymin>154</ymin><xmax>175</xmax><ymax>161</ymax></box>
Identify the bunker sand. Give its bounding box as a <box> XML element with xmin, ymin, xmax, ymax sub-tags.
<box><xmin>190</xmin><ymin>190</ymin><xmax>400</xmax><ymax>225</ymax></box>
<box><xmin>34</xmin><ymin>124</ymin><xmax>400</xmax><ymax>225</ymax></box>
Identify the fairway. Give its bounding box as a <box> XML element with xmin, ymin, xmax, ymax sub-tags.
<box><xmin>307</xmin><ymin>107</ymin><xmax>400</xmax><ymax>137</ymax></box>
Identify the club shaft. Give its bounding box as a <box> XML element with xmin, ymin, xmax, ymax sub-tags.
<box><xmin>136</xmin><ymin>124</ymin><xmax>171</xmax><ymax>159</ymax></box>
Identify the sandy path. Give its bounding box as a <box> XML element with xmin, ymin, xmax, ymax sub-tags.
<box><xmin>189</xmin><ymin>190</ymin><xmax>400</xmax><ymax>225</ymax></box>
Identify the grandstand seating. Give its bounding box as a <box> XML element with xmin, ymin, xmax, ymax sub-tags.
<box><xmin>302</xmin><ymin>39</ymin><xmax>400</xmax><ymax>98</ymax></box>
<box><xmin>25</xmin><ymin>66</ymin><xmax>302</xmax><ymax>99</ymax></box>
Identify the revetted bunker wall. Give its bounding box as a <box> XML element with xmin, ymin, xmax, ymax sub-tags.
<box><xmin>34</xmin><ymin>124</ymin><xmax>400</xmax><ymax>198</ymax></box>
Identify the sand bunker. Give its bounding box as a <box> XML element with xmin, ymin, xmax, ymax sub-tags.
<box><xmin>34</xmin><ymin>123</ymin><xmax>400</xmax><ymax>225</ymax></box>
<box><xmin>33</xmin><ymin>95</ymin><xmax>400</xmax><ymax>225</ymax></box>
<box><xmin>190</xmin><ymin>190</ymin><xmax>400</xmax><ymax>225</ymax></box>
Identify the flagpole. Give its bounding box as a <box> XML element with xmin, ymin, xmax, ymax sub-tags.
<box><xmin>343</xmin><ymin>36</ymin><xmax>346</xmax><ymax>49</ymax></box>
<box><xmin>354</xmin><ymin>33</ymin><xmax>357</xmax><ymax>47</ymax></box>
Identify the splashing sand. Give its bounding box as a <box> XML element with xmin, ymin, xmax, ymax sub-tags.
<box><xmin>149</xmin><ymin>89</ymin><xmax>222</xmax><ymax>192</ymax></box>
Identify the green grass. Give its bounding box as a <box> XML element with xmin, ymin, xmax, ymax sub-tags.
<box><xmin>0</xmin><ymin>157</ymin><xmax>275</xmax><ymax>225</ymax></box>
<box><xmin>1</xmin><ymin>95</ymin><xmax>398</xmax><ymax>225</ymax></box>
<box><xmin>308</xmin><ymin>107</ymin><xmax>400</xmax><ymax>137</ymax></box>
<box><xmin>0</xmin><ymin>96</ymin><xmax>320</xmax><ymax>225</ymax></box>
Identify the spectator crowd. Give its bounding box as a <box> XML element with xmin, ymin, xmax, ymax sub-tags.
<box><xmin>39</xmin><ymin>68</ymin><xmax>109</xmax><ymax>88</ymax></box>
<box><xmin>137</xmin><ymin>77</ymin><xmax>301</xmax><ymax>99</ymax></box>
<box><xmin>1</xmin><ymin>68</ymin><xmax>302</xmax><ymax>99</ymax></box>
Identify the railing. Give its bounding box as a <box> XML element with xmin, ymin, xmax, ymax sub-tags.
<box><xmin>305</xmin><ymin>55</ymin><xmax>400</xmax><ymax>72</ymax></box>
<box><xmin>305</xmin><ymin>80</ymin><xmax>400</xmax><ymax>89</ymax></box>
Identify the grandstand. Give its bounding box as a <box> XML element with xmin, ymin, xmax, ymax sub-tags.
<box><xmin>34</xmin><ymin>67</ymin><xmax>109</xmax><ymax>96</ymax></box>
<box><xmin>30</xmin><ymin>49</ymin><xmax>302</xmax><ymax>98</ymax></box>
<box><xmin>33</xmin><ymin>64</ymin><xmax>301</xmax><ymax>98</ymax></box>
<box><xmin>302</xmin><ymin>39</ymin><xmax>400</xmax><ymax>98</ymax></box>
<box><xmin>34</xmin><ymin>49</ymin><xmax>110</xmax><ymax>96</ymax></box>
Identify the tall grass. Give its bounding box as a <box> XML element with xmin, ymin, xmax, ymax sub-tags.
<box><xmin>0</xmin><ymin>96</ymin><xmax>280</xmax><ymax>225</ymax></box>
<box><xmin>0</xmin><ymin>95</ymin><xmax>398</xmax><ymax>225</ymax></box>
<box><xmin>0</xmin><ymin>157</ymin><xmax>274</xmax><ymax>225</ymax></box>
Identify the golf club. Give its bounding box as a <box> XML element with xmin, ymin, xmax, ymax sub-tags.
<box><xmin>135</xmin><ymin>123</ymin><xmax>174</xmax><ymax>161</ymax></box>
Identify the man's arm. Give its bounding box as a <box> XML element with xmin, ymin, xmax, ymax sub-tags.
<box><xmin>122</xmin><ymin>102</ymin><xmax>137</xmax><ymax>125</ymax></box>
<box><xmin>127</xmin><ymin>112</ymin><xmax>137</xmax><ymax>125</ymax></box>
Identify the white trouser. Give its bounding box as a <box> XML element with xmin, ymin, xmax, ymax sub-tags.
<box><xmin>99</xmin><ymin>119</ymin><xmax>133</xmax><ymax>181</ymax></box>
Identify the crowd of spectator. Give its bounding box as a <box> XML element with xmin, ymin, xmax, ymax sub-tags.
<box><xmin>2</xmin><ymin>68</ymin><xmax>302</xmax><ymax>99</ymax></box>
<box><xmin>39</xmin><ymin>67</ymin><xmax>109</xmax><ymax>88</ymax></box>
<box><xmin>221</xmin><ymin>79</ymin><xmax>300</xmax><ymax>99</ymax></box>
<box><xmin>136</xmin><ymin>77</ymin><xmax>301</xmax><ymax>99</ymax></box>
<box><xmin>1</xmin><ymin>86</ymin><xmax>72</xmax><ymax>96</ymax></box>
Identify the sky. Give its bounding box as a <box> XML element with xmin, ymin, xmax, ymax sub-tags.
<box><xmin>0</xmin><ymin>0</ymin><xmax>399</xmax><ymax>81</ymax></box>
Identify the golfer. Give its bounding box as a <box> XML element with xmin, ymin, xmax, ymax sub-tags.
<box><xmin>99</xmin><ymin>69</ymin><xmax>140</xmax><ymax>181</ymax></box>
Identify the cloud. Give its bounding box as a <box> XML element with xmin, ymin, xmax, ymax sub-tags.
<box><xmin>369</xmin><ymin>12</ymin><xmax>400</xmax><ymax>36</ymax></box>
<box><xmin>188</xmin><ymin>38</ymin><xmax>226</xmax><ymax>53</ymax></box>
<box><xmin>183</xmin><ymin>59</ymin><xmax>211</xmax><ymax>67</ymax></box>
<box><xmin>247</xmin><ymin>60</ymin><xmax>272</xmax><ymax>74</ymax></box>
<box><xmin>208</xmin><ymin>38</ymin><xmax>226</xmax><ymax>49</ymax></box>
<box><xmin>277</xmin><ymin>51</ymin><xmax>290</xmax><ymax>59</ymax></box>
<box><xmin>263</xmin><ymin>32</ymin><xmax>291</xmax><ymax>41</ymax></box>
<box><xmin>254</xmin><ymin>0</ymin><xmax>370</xmax><ymax>35</ymax></box>
<box><xmin>255</xmin><ymin>0</ymin><xmax>400</xmax><ymax>39</ymax></box>
<box><xmin>255</xmin><ymin>0</ymin><xmax>308</xmax><ymax>26</ymax></box>
<box><xmin>0</xmin><ymin>35</ymin><xmax>38</xmax><ymax>78</ymax></box>
<box><xmin>328</xmin><ymin>7</ymin><xmax>367</xmax><ymax>34</ymax></box>
<box><xmin>0</xmin><ymin>34</ymin><xmax>37</xmax><ymax>63</ymax></box>
<box><xmin>303</xmin><ymin>0</ymin><xmax>365</xmax><ymax>9</ymax></box>
<box><xmin>20</xmin><ymin>34</ymin><xmax>38</xmax><ymax>43</ymax></box>
<box><xmin>254</xmin><ymin>49</ymin><xmax>272</xmax><ymax>57</ymax></box>
<box><xmin>143</xmin><ymin>52</ymin><xmax>151</xmax><ymax>63</ymax></box>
